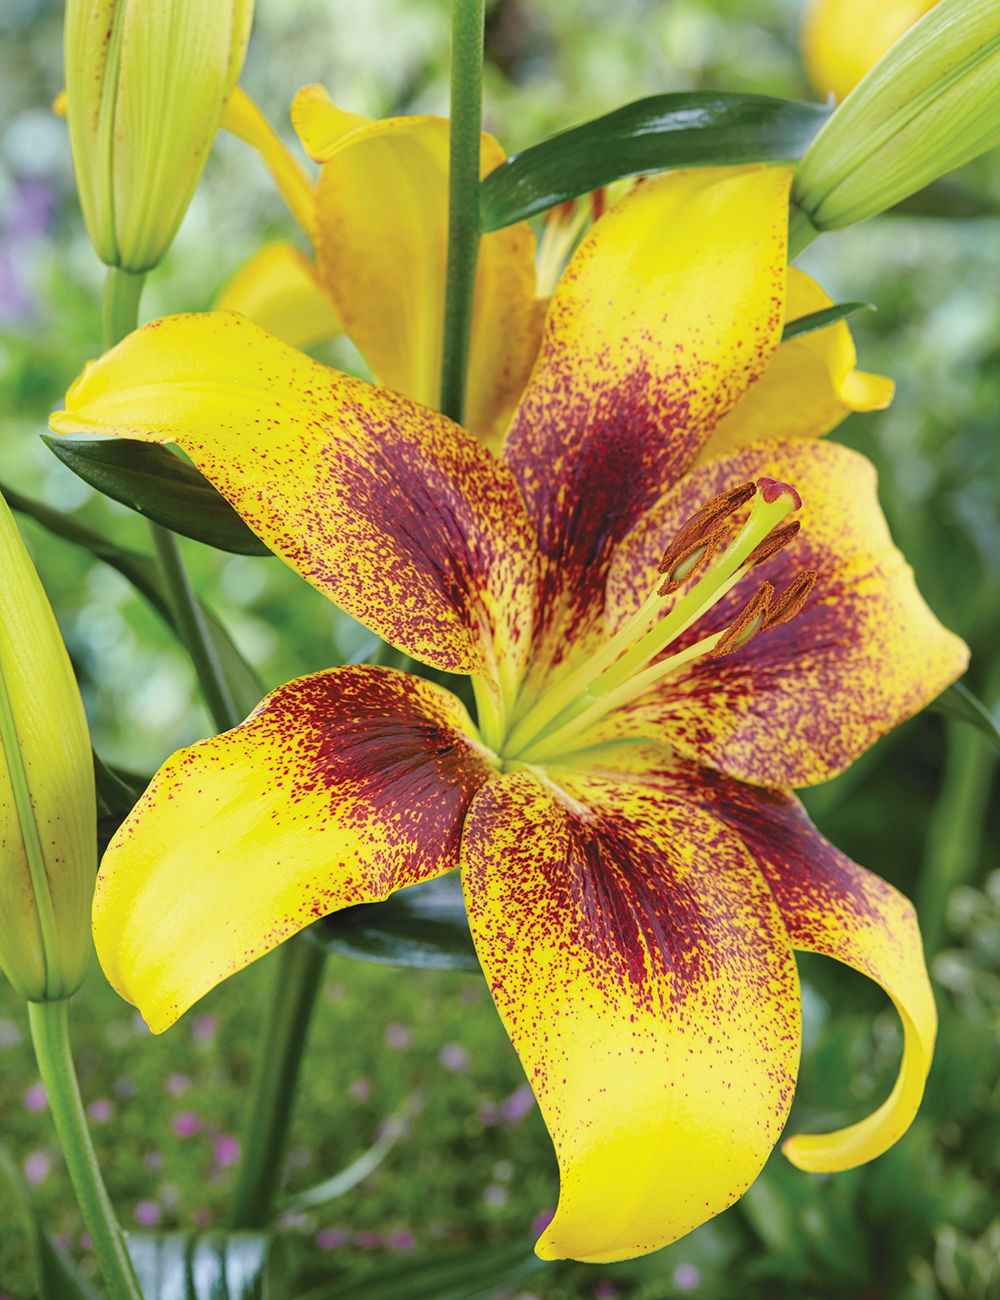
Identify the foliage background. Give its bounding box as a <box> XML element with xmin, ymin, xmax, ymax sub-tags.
<box><xmin>2</xmin><ymin>0</ymin><xmax>1000</xmax><ymax>1296</ymax></box>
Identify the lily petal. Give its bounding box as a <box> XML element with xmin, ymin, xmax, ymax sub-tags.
<box><xmin>461</xmin><ymin>769</ymin><xmax>800</xmax><ymax>1263</ymax></box>
<box><xmin>214</xmin><ymin>240</ymin><xmax>342</xmax><ymax>349</ymax></box>
<box><xmin>502</xmin><ymin>166</ymin><xmax>792</xmax><ymax>693</ymax></box>
<box><xmin>604</xmin><ymin>438</ymin><xmax>968</xmax><ymax>786</ymax></box>
<box><xmin>96</xmin><ymin>667</ymin><xmax>493</xmax><ymax>1033</ymax></box>
<box><xmin>291</xmin><ymin>85</ymin><xmax>544</xmax><ymax>442</ymax></box>
<box><xmin>222</xmin><ymin>87</ymin><xmax>317</xmax><ymax>239</ymax></box>
<box><xmin>51</xmin><ymin>312</ymin><xmax>537</xmax><ymax>683</ymax></box>
<box><xmin>696</xmin><ymin>267</ymin><xmax>894</xmax><ymax>463</ymax></box>
<box><xmin>688</xmin><ymin>769</ymin><xmax>935</xmax><ymax>1171</ymax></box>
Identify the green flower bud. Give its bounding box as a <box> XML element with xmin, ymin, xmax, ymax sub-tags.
<box><xmin>64</xmin><ymin>0</ymin><xmax>254</xmax><ymax>273</ymax></box>
<box><xmin>793</xmin><ymin>0</ymin><xmax>1000</xmax><ymax>232</ymax></box>
<box><xmin>0</xmin><ymin>494</ymin><xmax>97</xmax><ymax>1002</ymax></box>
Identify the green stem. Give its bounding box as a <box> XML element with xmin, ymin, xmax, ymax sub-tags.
<box><xmin>787</xmin><ymin>204</ymin><xmax>821</xmax><ymax>260</ymax></box>
<box><xmin>28</xmin><ymin>1001</ymin><xmax>143</xmax><ymax>1300</ymax></box>
<box><xmin>230</xmin><ymin>934</ymin><xmax>327</xmax><ymax>1229</ymax></box>
<box><xmin>101</xmin><ymin>267</ymin><xmax>240</xmax><ymax>734</ymax></box>
<box><xmin>148</xmin><ymin>522</ymin><xmax>240</xmax><ymax>732</ymax></box>
<box><xmin>439</xmin><ymin>0</ymin><xmax>485</xmax><ymax>423</ymax></box>
<box><xmin>918</xmin><ymin>715</ymin><xmax>999</xmax><ymax>957</ymax></box>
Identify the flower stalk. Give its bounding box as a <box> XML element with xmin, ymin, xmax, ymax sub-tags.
<box><xmin>439</xmin><ymin>0</ymin><xmax>486</xmax><ymax>424</ymax></box>
<box><xmin>28</xmin><ymin>1001</ymin><xmax>144</xmax><ymax>1300</ymax></box>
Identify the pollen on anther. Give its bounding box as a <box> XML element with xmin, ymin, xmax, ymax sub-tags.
<box><xmin>711</xmin><ymin>582</ymin><xmax>773</xmax><ymax>657</ymax></box>
<box><xmin>657</xmin><ymin>482</ymin><xmax>756</xmax><ymax>580</ymax></box>
<box><xmin>762</xmin><ymin>571</ymin><xmax>817</xmax><ymax>630</ymax></box>
<box><xmin>744</xmin><ymin>521</ymin><xmax>800</xmax><ymax>568</ymax></box>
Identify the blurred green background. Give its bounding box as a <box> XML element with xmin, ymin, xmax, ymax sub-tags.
<box><xmin>2</xmin><ymin>0</ymin><xmax>1000</xmax><ymax>1296</ymax></box>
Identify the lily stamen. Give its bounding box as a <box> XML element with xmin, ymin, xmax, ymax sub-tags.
<box><xmin>711</xmin><ymin>582</ymin><xmax>773</xmax><ymax>657</ymax></box>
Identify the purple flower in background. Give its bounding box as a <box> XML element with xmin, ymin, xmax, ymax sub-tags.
<box><xmin>170</xmin><ymin>1111</ymin><xmax>203</xmax><ymax>1138</ymax></box>
<box><xmin>388</xmin><ymin>1228</ymin><xmax>416</xmax><ymax>1253</ymax></box>
<box><xmin>133</xmin><ymin>1200</ymin><xmax>162</xmax><ymax>1227</ymax></box>
<box><xmin>0</xmin><ymin>178</ymin><xmax>55</xmax><ymax>323</ymax></box>
<box><xmin>477</xmin><ymin>1100</ymin><xmax>501</xmax><ymax>1125</ymax></box>
<box><xmin>355</xmin><ymin>1230</ymin><xmax>382</xmax><ymax>1250</ymax></box>
<box><xmin>348</xmin><ymin>1077</ymin><xmax>372</xmax><ymax>1102</ymax></box>
<box><xmin>23</xmin><ymin>1082</ymin><xmax>48</xmax><ymax>1112</ymax></box>
<box><xmin>531</xmin><ymin>1209</ymin><xmax>555</xmax><ymax>1238</ymax></box>
<box><xmin>316</xmin><ymin>1227</ymin><xmax>351</xmax><ymax>1251</ymax></box>
<box><xmin>673</xmin><ymin>1264</ymin><xmax>701</xmax><ymax>1292</ymax></box>
<box><xmin>383</xmin><ymin>1022</ymin><xmax>411</xmax><ymax>1050</ymax></box>
<box><xmin>23</xmin><ymin>1151</ymin><xmax>51</xmax><ymax>1185</ymax></box>
<box><xmin>438</xmin><ymin>1042</ymin><xmax>470</xmax><ymax>1073</ymax></box>
<box><xmin>52</xmin><ymin>1234</ymin><xmax>72</xmax><ymax>1251</ymax></box>
<box><xmin>192</xmin><ymin>1207</ymin><xmax>212</xmax><ymax>1228</ymax></box>
<box><xmin>144</xmin><ymin>1150</ymin><xmax>165</xmax><ymax>1173</ymax></box>
<box><xmin>114</xmin><ymin>1076</ymin><xmax>136</xmax><ymax>1099</ymax></box>
<box><xmin>502</xmin><ymin>1083</ymin><xmax>536</xmax><ymax>1125</ymax></box>
<box><xmin>165</xmin><ymin>1073</ymin><xmax>192</xmax><ymax>1096</ymax></box>
<box><xmin>80</xmin><ymin>1232</ymin><xmax>92</xmax><ymax>1250</ymax></box>
<box><xmin>594</xmin><ymin>1281</ymin><xmax>620</xmax><ymax>1300</ymax></box>
<box><xmin>215</xmin><ymin>1134</ymin><xmax>241</xmax><ymax>1167</ymax></box>
<box><xmin>87</xmin><ymin>1098</ymin><xmax>114</xmax><ymax>1123</ymax></box>
<box><xmin>192</xmin><ymin>1014</ymin><xmax>218</xmax><ymax>1048</ymax></box>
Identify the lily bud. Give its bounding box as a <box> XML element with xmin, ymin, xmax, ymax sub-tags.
<box><xmin>64</xmin><ymin>0</ymin><xmax>254</xmax><ymax>272</ymax></box>
<box><xmin>793</xmin><ymin>0</ymin><xmax>1000</xmax><ymax>232</ymax></box>
<box><xmin>0</xmin><ymin>494</ymin><xmax>96</xmax><ymax>1002</ymax></box>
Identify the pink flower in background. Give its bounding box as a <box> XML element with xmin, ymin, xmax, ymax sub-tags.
<box><xmin>165</xmin><ymin>1073</ymin><xmax>192</xmax><ymax>1096</ymax></box>
<box><xmin>80</xmin><ymin>1233</ymin><xmax>92</xmax><ymax>1250</ymax></box>
<box><xmin>144</xmin><ymin>1150</ymin><xmax>165</xmax><ymax>1173</ymax></box>
<box><xmin>532</xmin><ymin>1209</ymin><xmax>555</xmax><ymax>1238</ymax></box>
<box><xmin>215</xmin><ymin>1134</ymin><xmax>241</xmax><ymax>1167</ymax></box>
<box><xmin>114</xmin><ymin>1076</ymin><xmax>136</xmax><ymax>1098</ymax></box>
<box><xmin>383</xmin><ymin>1022</ymin><xmax>411</xmax><ymax>1050</ymax></box>
<box><xmin>477</xmin><ymin>1100</ymin><xmax>501</xmax><ymax>1125</ymax></box>
<box><xmin>23</xmin><ymin>1082</ymin><xmax>48</xmax><ymax>1112</ymax></box>
<box><xmin>170</xmin><ymin>1111</ymin><xmax>203</xmax><ymax>1138</ymax></box>
<box><xmin>316</xmin><ymin>1227</ymin><xmax>351</xmax><ymax>1251</ymax></box>
<box><xmin>87</xmin><ymin>1099</ymin><xmax>114</xmax><ymax>1123</ymax></box>
<box><xmin>192</xmin><ymin>1208</ymin><xmax>212</xmax><ymax>1228</ymax></box>
<box><xmin>388</xmin><ymin>1228</ymin><xmax>416</xmax><ymax>1252</ymax></box>
<box><xmin>355</xmin><ymin>1230</ymin><xmax>382</xmax><ymax>1250</ymax></box>
<box><xmin>52</xmin><ymin>1234</ymin><xmax>72</xmax><ymax>1251</ymax></box>
<box><xmin>438</xmin><ymin>1042</ymin><xmax>471</xmax><ymax>1073</ymax></box>
<box><xmin>192</xmin><ymin>1014</ymin><xmax>218</xmax><ymax>1048</ymax></box>
<box><xmin>348</xmin><ymin>1077</ymin><xmax>372</xmax><ymax>1102</ymax></box>
<box><xmin>673</xmin><ymin>1264</ymin><xmax>701</xmax><ymax>1292</ymax></box>
<box><xmin>594</xmin><ymin>1281</ymin><xmax>620</xmax><ymax>1300</ymax></box>
<box><xmin>133</xmin><ymin>1200</ymin><xmax>161</xmax><ymax>1227</ymax></box>
<box><xmin>502</xmin><ymin>1083</ymin><xmax>535</xmax><ymax>1125</ymax></box>
<box><xmin>0</xmin><ymin>178</ymin><xmax>55</xmax><ymax>324</ymax></box>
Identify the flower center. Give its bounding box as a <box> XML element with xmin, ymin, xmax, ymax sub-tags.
<box><xmin>500</xmin><ymin>477</ymin><xmax>815</xmax><ymax>765</ymax></box>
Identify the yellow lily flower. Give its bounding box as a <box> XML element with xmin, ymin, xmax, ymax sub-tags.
<box><xmin>52</xmin><ymin>165</ymin><xmax>965</xmax><ymax>1262</ymax></box>
<box><xmin>219</xmin><ymin>85</ymin><xmax>891</xmax><ymax>448</ymax></box>
<box><xmin>801</xmin><ymin>0</ymin><xmax>940</xmax><ymax>102</ymax></box>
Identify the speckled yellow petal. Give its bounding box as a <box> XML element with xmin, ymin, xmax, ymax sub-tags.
<box><xmin>461</xmin><ymin>769</ymin><xmax>800</xmax><ymax>1264</ymax></box>
<box><xmin>222</xmin><ymin>87</ymin><xmax>317</xmax><ymax>239</ymax></box>
<box><xmin>502</xmin><ymin>165</ymin><xmax>792</xmax><ymax>703</ymax></box>
<box><xmin>96</xmin><ymin>666</ymin><xmax>493</xmax><ymax>1033</ymax></box>
<box><xmin>213</xmin><ymin>241</ymin><xmax>342</xmax><ymax>349</ymax></box>
<box><xmin>291</xmin><ymin>85</ymin><xmax>544</xmax><ymax>441</ymax></box>
<box><xmin>696</xmin><ymin>268</ymin><xmax>894</xmax><ymax>463</ymax></box>
<box><xmin>801</xmin><ymin>0</ymin><xmax>939</xmax><ymax>101</ymax></box>
<box><xmin>603</xmin><ymin>439</ymin><xmax>968</xmax><ymax>786</ymax></box>
<box><xmin>686</xmin><ymin>772</ymin><xmax>935</xmax><ymax>1171</ymax></box>
<box><xmin>51</xmin><ymin>312</ymin><xmax>537</xmax><ymax>686</ymax></box>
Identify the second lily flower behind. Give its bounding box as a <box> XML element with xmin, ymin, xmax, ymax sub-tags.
<box><xmin>53</xmin><ymin>165</ymin><xmax>965</xmax><ymax>1264</ymax></box>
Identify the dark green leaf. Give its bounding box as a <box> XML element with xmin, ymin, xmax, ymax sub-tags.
<box><xmin>781</xmin><ymin>302</ymin><xmax>875</xmax><ymax>342</ymax></box>
<box><xmin>308</xmin><ymin>871</ymin><xmax>480</xmax><ymax>971</ymax></box>
<box><xmin>928</xmin><ymin>681</ymin><xmax>1000</xmax><ymax>750</ymax></box>
<box><xmin>94</xmin><ymin>750</ymin><xmax>149</xmax><ymax>817</ymax></box>
<box><xmin>0</xmin><ymin>1142</ymin><xmax>100</xmax><ymax>1300</ymax></box>
<box><xmin>41</xmin><ymin>437</ymin><xmax>272</xmax><ymax>557</ymax></box>
<box><xmin>480</xmin><ymin>92</ymin><xmax>831</xmax><ymax>231</ymax></box>
<box><xmin>888</xmin><ymin>179</ymin><xmax>1000</xmax><ymax>220</ymax></box>
<box><xmin>126</xmin><ymin>1231</ymin><xmax>280</xmax><ymax>1300</ymax></box>
<box><xmin>3</xmin><ymin>482</ymin><xmax>265</xmax><ymax>719</ymax></box>
<box><xmin>299</xmin><ymin>1241</ymin><xmax>543</xmax><ymax>1300</ymax></box>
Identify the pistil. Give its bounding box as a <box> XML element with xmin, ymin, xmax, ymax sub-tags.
<box><xmin>502</xmin><ymin>477</ymin><xmax>806</xmax><ymax>761</ymax></box>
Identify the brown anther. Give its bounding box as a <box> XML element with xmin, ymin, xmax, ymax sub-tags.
<box><xmin>743</xmin><ymin>520</ymin><xmax>801</xmax><ymax>568</ymax></box>
<box><xmin>657</xmin><ymin>523</ymin><xmax>728</xmax><ymax>596</ymax></box>
<box><xmin>591</xmin><ymin>187</ymin><xmax>607</xmax><ymax>221</ymax></box>
<box><xmin>761</xmin><ymin>571</ymin><xmax>817</xmax><ymax>630</ymax></box>
<box><xmin>711</xmin><ymin>583</ymin><xmax>773</xmax><ymax>657</ymax></box>
<box><xmin>657</xmin><ymin>482</ymin><xmax>756</xmax><ymax>578</ymax></box>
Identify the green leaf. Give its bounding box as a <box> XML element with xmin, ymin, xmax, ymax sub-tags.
<box><xmin>126</xmin><ymin>1231</ymin><xmax>280</xmax><ymax>1300</ymax></box>
<box><xmin>479</xmin><ymin>92</ymin><xmax>831</xmax><ymax>231</ymax></box>
<box><xmin>3</xmin><ymin>482</ymin><xmax>265</xmax><ymax>720</ymax></box>
<box><xmin>308</xmin><ymin>871</ymin><xmax>480</xmax><ymax>971</ymax></box>
<box><xmin>0</xmin><ymin>1142</ymin><xmax>100</xmax><ymax>1300</ymax></box>
<box><xmin>279</xmin><ymin>1100</ymin><xmax>415</xmax><ymax>1212</ymax></box>
<box><xmin>888</xmin><ymin>179</ymin><xmax>1000</xmax><ymax>219</ymax></box>
<box><xmin>41</xmin><ymin>437</ymin><xmax>272</xmax><ymax>557</ymax></box>
<box><xmin>928</xmin><ymin>681</ymin><xmax>1000</xmax><ymax>750</ymax></box>
<box><xmin>298</xmin><ymin>1241</ymin><xmax>544</xmax><ymax>1300</ymax></box>
<box><xmin>780</xmin><ymin>302</ymin><xmax>875</xmax><ymax>342</ymax></box>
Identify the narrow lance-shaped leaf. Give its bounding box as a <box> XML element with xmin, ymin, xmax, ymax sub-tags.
<box><xmin>928</xmin><ymin>681</ymin><xmax>1000</xmax><ymax>751</ymax></box>
<box><xmin>42</xmin><ymin>436</ymin><xmax>272</xmax><ymax>557</ymax></box>
<box><xmin>309</xmin><ymin>872</ymin><xmax>480</xmax><ymax>971</ymax></box>
<box><xmin>479</xmin><ymin>92</ymin><xmax>831</xmax><ymax>230</ymax></box>
<box><xmin>298</xmin><ymin>1240</ymin><xmax>545</xmax><ymax>1300</ymax></box>
<box><xmin>781</xmin><ymin>302</ymin><xmax>875</xmax><ymax>342</ymax></box>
